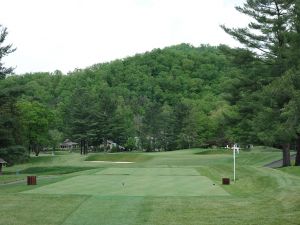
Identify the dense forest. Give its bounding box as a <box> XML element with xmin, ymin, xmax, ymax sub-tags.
<box><xmin>0</xmin><ymin>0</ymin><xmax>300</xmax><ymax>166</ymax></box>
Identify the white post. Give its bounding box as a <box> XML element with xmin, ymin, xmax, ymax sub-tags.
<box><xmin>233</xmin><ymin>147</ymin><xmax>236</xmax><ymax>182</ymax></box>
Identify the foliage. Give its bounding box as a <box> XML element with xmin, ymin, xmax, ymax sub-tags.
<box><xmin>1</xmin><ymin>9</ymin><xmax>300</xmax><ymax>167</ymax></box>
<box><xmin>1</xmin><ymin>44</ymin><xmax>241</xmax><ymax>152</ymax></box>
<box><xmin>0</xmin><ymin>85</ymin><xmax>27</xmax><ymax>164</ymax></box>
<box><xmin>0</xmin><ymin>145</ymin><xmax>28</xmax><ymax>165</ymax></box>
<box><xmin>0</xmin><ymin>24</ymin><xmax>16</xmax><ymax>79</ymax></box>
<box><xmin>222</xmin><ymin>0</ymin><xmax>300</xmax><ymax>166</ymax></box>
<box><xmin>17</xmin><ymin>100</ymin><xmax>54</xmax><ymax>156</ymax></box>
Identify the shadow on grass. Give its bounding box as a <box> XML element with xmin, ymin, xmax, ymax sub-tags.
<box><xmin>85</xmin><ymin>153</ymin><xmax>153</xmax><ymax>163</ymax></box>
<box><xmin>19</xmin><ymin>166</ymin><xmax>97</xmax><ymax>175</ymax></box>
<box><xmin>195</xmin><ymin>149</ymin><xmax>232</xmax><ymax>155</ymax></box>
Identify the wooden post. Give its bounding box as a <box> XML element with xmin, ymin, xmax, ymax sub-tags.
<box><xmin>0</xmin><ymin>163</ymin><xmax>2</xmax><ymax>175</ymax></box>
<box><xmin>27</xmin><ymin>176</ymin><xmax>37</xmax><ymax>185</ymax></box>
<box><xmin>222</xmin><ymin>178</ymin><xmax>230</xmax><ymax>185</ymax></box>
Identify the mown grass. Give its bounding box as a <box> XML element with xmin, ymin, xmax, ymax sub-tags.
<box><xmin>0</xmin><ymin>174</ymin><xmax>27</xmax><ymax>184</ymax></box>
<box><xmin>19</xmin><ymin>166</ymin><xmax>97</xmax><ymax>175</ymax></box>
<box><xmin>85</xmin><ymin>152</ymin><xmax>153</xmax><ymax>163</ymax></box>
<box><xmin>195</xmin><ymin>148</ymin><xmax>232</xmax><ymax>155</ymax></box>
<box><xmin>279</xmin><ymin>166</ymin><xmax>300</xmax><ymax>177</ymax></box>
<box><xmin>0</xmin><ymin>147</ymin><xmax>299</xmax><ymax>225</ymax></box>
<box><xmin>0</xmin><ymin>194</ymin><xmax>88</xmax><ymax>225</ymax></box>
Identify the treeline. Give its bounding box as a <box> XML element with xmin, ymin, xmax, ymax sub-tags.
<box><xmin>1</xmin><ymin>44</ymin><xmax>239</xmax><ymax>157</ymax></box>
<box><xmin>1</xmin><ymin>0</ymin><xmax>300</xmax><ymax>167</ymax></box>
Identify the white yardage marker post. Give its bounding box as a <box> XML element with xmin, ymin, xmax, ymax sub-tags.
<box><xmin>233</xmin><ymin>144</ymin><xmax>239</xmax><ymax>182</ymax></box>
<box><xmin>233</xmin><ymin>147</ymin><xmax>236</xmax><ymax>182</ymax></box>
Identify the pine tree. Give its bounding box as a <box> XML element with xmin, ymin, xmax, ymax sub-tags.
<box><xmin>221</xmin><ymin>0</ymin><xmax>294</xmax><ymax>74</ymax></box>
<box><xmin>222</xmin><ymin>0</ymin><xmax>297</xmax><ymax>166</ymax></box>
<box><xmin>0</xmin><ymin>25</ymin><xmax>16</xmax><ymax>79</ymax></box>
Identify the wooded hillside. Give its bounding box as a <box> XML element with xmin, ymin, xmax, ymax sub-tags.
<box><xmin>0</xmin><ymin>44</ymin><xmax>277</xmax><ymax>152</ymax></box>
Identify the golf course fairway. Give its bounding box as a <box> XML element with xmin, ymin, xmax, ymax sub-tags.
<box><xmin>0</xmin><ymin>148</ymin><xmax>299</xmax><ymax>225</ymax></box>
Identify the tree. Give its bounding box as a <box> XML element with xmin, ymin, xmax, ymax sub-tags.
<box><xmin>0</xmin><ymin>25</ymin><xmax>16</xmax><ymax>79</ymax></box>
<box><xmin>0</xmin><ymin>85</ymin><xmax>27</xmax><ymax>164</ymax></box>
<box><xmin>219</xmin><ymin>45</ymin><xmax>270</xmax><ymax>145</ymax></box>
<box><xmin>277</xmin><ymin>70</ymin><xmax>300</xmax><ymax>166</ymax></box>
<box><xmin>17</xmin><ymin>100</ymin><xmax>53</xmax><ymax>156</ymax></box>
<box><xmin>0</xmin><ymin>43</ymin><xmax>262</xmax><ymax>154</ymax></box>
<box><xmin>221</xmin><ymin>1</ymin><xmax>293</xmax><ymax>67</ymax></box>
<box><xmin>285</xmin><ymin>1</ymin><xmax>300</xmax><ymax>165</ymax></box>
<box><xmin>222</xmin><ymin>0</ymin><xmax>298</xmax><ymax>166</ymax></box>
<box><xmin>66</xmin><ymin>88</ymin><xmax>95</xmax><ymax>154</ymax></box>
<box><xmin>48</xmin><ymin>129</ymin><xmax>63</xmax><ymax>151</ymax></box>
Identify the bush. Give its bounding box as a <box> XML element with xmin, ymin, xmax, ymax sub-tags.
<box><xmin>92</xmin><ymin>146</ymin><xmax>105</xmax><ymax>152</ymax></box>
<box><xmin>109</xmin><ymin>146</ymin><xmax>119</xmax><ymax>153</ymax></box>
<box><xmin>125</xmin><ymin>137</ymin><xmax>136</xmax><ymax>151</ymax></box>
<box><xmin>0</xmin><ymin>145</ymin><xmax>28</xmax><ymax>166</ymax></box>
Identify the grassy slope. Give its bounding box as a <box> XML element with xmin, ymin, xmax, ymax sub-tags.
<box><xmin>0</xmin><ymin>148</ymin><xmax>299</xmax><ymax>225</ymax></box>
<box><xmin>85</xmin><ymin>152</ymin><xmax>153</xmax><ymax>162</ymax></box>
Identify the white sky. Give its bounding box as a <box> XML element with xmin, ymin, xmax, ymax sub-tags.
<box><xmin>0</xmin><ymin>0</ymin><xmax>248</xmax><ymax>74</ymax></box>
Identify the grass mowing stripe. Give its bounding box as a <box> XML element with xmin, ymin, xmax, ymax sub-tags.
<box><xmin>19</xmin><ymin>166</ymin><xmax>97</xmax><ymax>175</ymax></box>
<box><xmin>3</xmin><ymin>148</ymin><xmax>298</xmax><ymax>225</ymax></box>
<box><xmin>85</xmin><ymin>153</ymin><xmax>153</xmax><ymax>163</ymax></box>
<box><xmin>95</xmin><ymin>167</ymin><xmax>200</xmax><ymax>176</ymax></box>
<box><xmin>62</xmin><ymin>196</ymin><xmax>145</xmax><ymax>225</ymax></box>
<box><xmin>0</xmin><ymin>194</ymin><xmax>87</xmax><ymax>225</ymax></box>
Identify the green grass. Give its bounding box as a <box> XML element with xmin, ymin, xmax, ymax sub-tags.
<box><xmin>0</xmin><ymin>174</ymin><xmax>27</xmax><ymax>184</ymax></box>
<box><xmin>19</xmin><ymin>166</ymin><xmax>96</xmax><ymax>175</ymax></box>
<box><xmin>279</xmin><ymin>166</ymin><xmax>300</xmax><ymax>177</ymax></box>
<box><xmin>195</xmin><ymin>148</ymin><xmax>233</xmax><ymax>155</ymax></box>
<box><xmin>85</xmin><ymin>152</ymin><xmax>153</xmax><ymax>163</ymax></box>
<box><xmin>0</xmin><ymin>147</ymin><xmax>300</xmax><ymax>225</ymax></box>
<box><xmin>0</xmin><ymin>194</ymin><xmax>87</xmax><ymax>225</ymax></box>
<box><xmin>24</xmin><ymin>173</ymin><xmax>228</xmax><ymax>197</ymax></box>
<box><xmin>96</xmin><ymin>167</ymin><xmax>200</xmax><ymax>176</ymax></box>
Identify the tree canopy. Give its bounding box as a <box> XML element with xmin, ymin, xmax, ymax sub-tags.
<box><xmin>0</xmin><ymin>24</ymin><xmax>15</xmax><ymax>79</ymax></box>
<box><xmin>1</xmin><ymin>1</ymin><xmax>300</xmax><ymax>167</ymax></box>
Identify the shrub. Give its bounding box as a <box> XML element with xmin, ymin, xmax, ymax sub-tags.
<box><xmin>0</xmin><ymin>145</ymin><xmax>28</xmax><ymax>165</ymax></box>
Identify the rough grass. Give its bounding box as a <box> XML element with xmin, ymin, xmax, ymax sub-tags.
<box><xmin>0</xmin><ymin>147</ymin><xmax>300</xmax><ymax>225</ymax></box>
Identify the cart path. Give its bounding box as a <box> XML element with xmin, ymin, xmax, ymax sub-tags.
<box><xmin>264</xmin><ymin>154</ymin><xmax>296</xmax><ymax>168</ymax></box>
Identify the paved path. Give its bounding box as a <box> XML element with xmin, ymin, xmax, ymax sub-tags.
<box><xmin>264</xmin><ymin>154</ymin><xmax>296</xmax><ymax>168</ymax></box>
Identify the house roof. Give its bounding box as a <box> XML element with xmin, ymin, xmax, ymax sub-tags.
<box><xmin>0</xmin><ymin>158</ymin><xmax>7</xmax><ymax>164</ymax></box>
<box><xmin>60</xmin><ymin>139</ymin><xmax>78</xmax><ymax>146</ymax></box>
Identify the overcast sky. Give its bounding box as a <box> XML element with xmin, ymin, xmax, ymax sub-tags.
<box><xmin>1</xmin><ymin>0</ymin><xmax>248</xmax><ymax>74</ymax></box>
